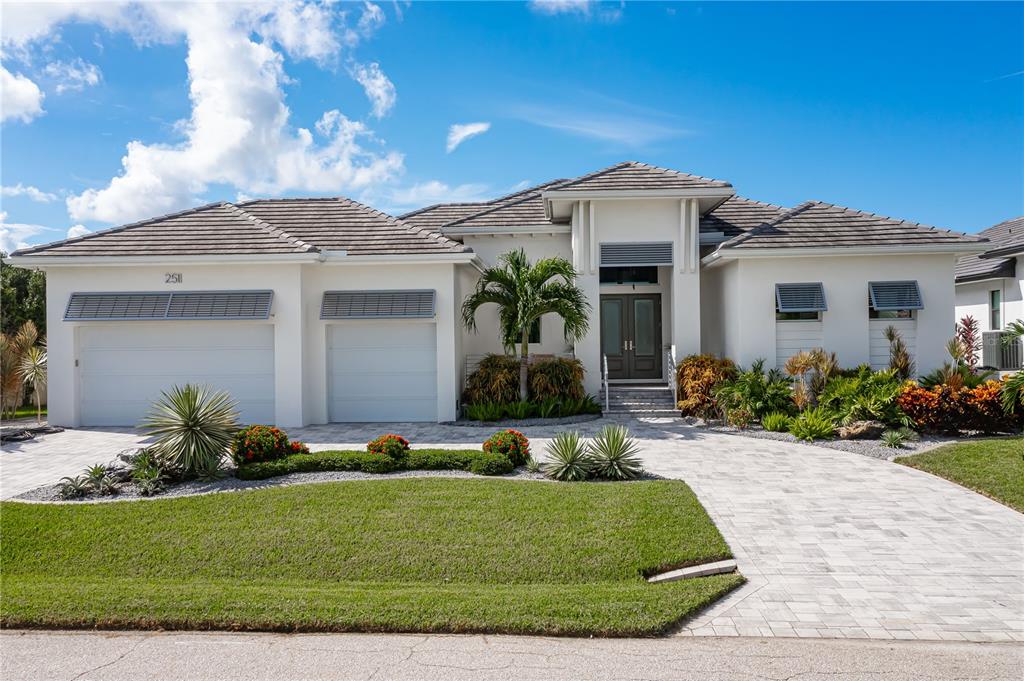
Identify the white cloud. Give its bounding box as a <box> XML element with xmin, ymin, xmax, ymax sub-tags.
<box><xmin>509</xmin><ymin>96</ymin><xmax>689</xmax><ymax>147</ymax></box>
<box><xmin>1</xmin><ymin>65</ymin><xmax>45</xmax><ymax>123</ymax></box>
<box><xmin>356</xmin><ymin>2</ymin><xmax>386</xmax><ymax>39</ymax></box>
<box><xmin>44</xmin><ymin>57</ymin><xmax>102</xmax><ymax>94</ymax></box>
<box><xmin>528</xmin><ymin>0</ymin><xmax>592</xmax><ymax>16</ymax></box>
<box><xmin>67</xmin><ymin>224</ymin><xmax>91</xmax><ymax>239</ymax></box>
<box><xmin>0</xmin><ymin>211</ymin><xmax>59</xmax><ymax>253</ymax></box>
<box><xmin>33</xmin><ymin>2</ymin><xmax>404</xmax><ymax>224</ymax></box>
<box><xmin>1</xmin><ymin>183</ymin><xmax>58</xmax><ymax>202</ymax></box>
<box><xmin>383</xmin><ymin>180</ymin><xmax>491</xmax><ymax>210</ymax></box>
<box><xmin>446</xmin><ymin>122</ymin><xmax>491</xmax><ymax>153</ymax></box>
<box><xmin>349</xmin><ymin>61</ymin><xmax>396</xmax><ymax>118</ymax></box>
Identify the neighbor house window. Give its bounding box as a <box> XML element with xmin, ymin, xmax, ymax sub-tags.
<box><xmin>775</xmin><ymin>282</ymin><xmax>826</xmax><ymax>321</ymax></box>
<box><xmin>599</xmin><ymin>266</ymin><xmax>659</xmax><ymax>285</ymax></box>
<box><xmin>868</xmin><ymin>281</ymin><xmax>923</xmax><ymax>319</ymax></box>
<box><xmin>991</xmin><ymin>290</ymin><xmax>1001</xmax><ymax>330</ymax></box>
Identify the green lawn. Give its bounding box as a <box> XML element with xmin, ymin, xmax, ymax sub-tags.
<box><xmin>896</xmin><ymin>437</ymin><xmax>1024</xmax><ymax>513</ymax></box>
<box><xmin>0</xmin><ymin>478</ymin><xmax>742</xmax><ymax>636</ymax></box>
<box><xmin>7</xmin><ymin>406</ymin><xmax>46</xmax><ymax>420</ymax></box>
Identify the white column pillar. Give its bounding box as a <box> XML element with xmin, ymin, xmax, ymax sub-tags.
<box><xmin>672</xmin><ymin>199</ymin><xmax>702</xmax><ymax>357</ymax></box>
<box><xmin>570</xmin><ymin>201</ymin><xmax>581</xmax><ymax>271</ymax></box>
<box><xmin>44</xmin><ymin>269</ymin><xmax>79</xmax><ymax>426</ymax></box>
<box><xmin>690</xmin><ymin>198</ymin><xmax>700</xmax><ymax>274</ymax></box>
<box><xmin>588</xmin><ymin>200</ymin><xmax>597</xmax><ymax>274</ymax></box>
<box><xmin>273</xmin><ymin>264</ymin><xmax>305</xmax><ymax>427</ymax></box>
<box><xmin>434</xmin><ymin>266</ymin><xmax>459</xmax><ymax>422</ymax></box>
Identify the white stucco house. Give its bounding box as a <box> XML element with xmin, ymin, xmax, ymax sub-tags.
<box><xmin>9</xmin><ymin>161</ymin><xmax>988</xmax><ymax>427</ymax></box>
<box><xmin>954</xmin><ymin>216</ymin><xmax>1023</xmax><ymax>370</ymax></box>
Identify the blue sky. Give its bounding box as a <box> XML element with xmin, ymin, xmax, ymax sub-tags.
<box><xmin>1</xmin><ymin>1</ymin><xmax>1021</xmax><ymax>252</ymax></box>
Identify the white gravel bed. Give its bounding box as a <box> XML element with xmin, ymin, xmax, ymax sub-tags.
<box><xmin>11</xmin><ymin>467</ymin><xmax>548</xmax><ymax>504</ymax></box>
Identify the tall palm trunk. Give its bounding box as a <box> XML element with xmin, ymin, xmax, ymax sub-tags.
<box><xmin>519</xmin><ymin>327</ymin><xmax>530</xmax><ymax>402</ymax></box>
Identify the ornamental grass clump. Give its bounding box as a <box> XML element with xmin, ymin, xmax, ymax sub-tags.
<box><xmin>142</xmin><ymin>384</ymin><xmax>239</xmax><ymax>476</ymax></box>
<box><xmin>587</xmin><ymin>425</ymin><xmax>643</xmax><ymax>480</ymax></box>
<box><xmin>788</xmin><ymin>407</ymin><xmax>836</xmax><ymax>441</ymax></box>
<box><xmin>483</xmin><ymin>429</ymin><xmax>530</xmax><ymax>466</ymax></box>
<box><xmin>761</xmin><ymin>411</ymin><xmax>791</xmax><ymax>433</ymax></box>
<box><xmin>367</xmin><ymin>434</ymin><xmax>411</xmax><ymax>462</ymax></box>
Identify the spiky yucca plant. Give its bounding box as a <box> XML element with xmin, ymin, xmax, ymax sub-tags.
<box><xmin>587</xmin><ymin>425</ymin><xmax>643</xmax><ymax>480</ymax></box>
<box><xmin>142</xmin><ymin>384</ymin><xmax>239</xmax><ymax>476</ymax></box>
<box><xmin>18</xmin><ymin>343</ymin><xmax>47</xmax><ymax>423</ymax></box>
<box><xmin>542</xmin><ymin>431</ymin><xmax>591</xmax><ymax>482</ymax></box>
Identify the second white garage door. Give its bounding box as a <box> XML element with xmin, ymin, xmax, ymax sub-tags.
<box><xmin>79</xmin><ymin>323</ymin><xmax>275</xmax><ymax>427</ymax></box>
<box><xmin>327</xmin><ymin>322</ymin><xmax>437</xmax><ymax>422</ymax></box>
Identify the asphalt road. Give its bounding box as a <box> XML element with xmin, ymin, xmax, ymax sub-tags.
<box><xmin>2</xmin><ymin>631</ymin><xmax>1021</xmax><ymax>680</ymax></box>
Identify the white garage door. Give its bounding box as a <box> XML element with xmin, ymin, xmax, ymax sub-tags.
<box><xmin>79</xmin><ymin>324</ymin><xmax>275</xmax><ymax>426</ymax></box>
<box><xmin>328</xmin><ymin>322</ymin><xmax>437</xmax><ymax>422</ymax></box>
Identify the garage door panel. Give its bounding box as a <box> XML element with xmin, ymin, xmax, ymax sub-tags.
<box><xmin>328</xmin><ymin>323</ymin><xmax>438</xmax><ymax>422</ymax></box>
<box><xmin>327</xmin><ymin>348</ymin><xmax>435</xmax><ymax>374</ymax></box>
<box><xmin>79</xmin><ymin>324</ymin><xmax>274</xmax><ymax>426</ymax></box>
<box><xmin>80</xmin><ymin>348</ymin><xmax>274</xmax><ymax>375</ymax></box>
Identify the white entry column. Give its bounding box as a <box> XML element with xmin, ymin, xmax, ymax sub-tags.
<box><xmin>672</xmin><ymin>198</ymin><xmax>702</xmax><ymax>356</ymax></box>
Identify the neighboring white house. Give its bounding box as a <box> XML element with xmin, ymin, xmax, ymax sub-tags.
<box><xmin>9</xmin><ymin>161</ymin><xmax>988</xmax><ymax>427</ymax></box>
<box><xmin>954</xmin><ymin>216</ymin><xmax>1024</xmax><ymax>370</ymax></box>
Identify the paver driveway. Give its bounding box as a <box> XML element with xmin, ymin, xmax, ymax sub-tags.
<box><xmin>2</xmin><ymin>417</ymin><xmax>1021</xmax><ymax>642</ymax></box>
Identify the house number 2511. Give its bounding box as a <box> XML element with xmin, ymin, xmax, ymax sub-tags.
<box><xmin>165</xmin><ymin>273</ymin><xmax>183</xmax><ymax>284</ymax></box>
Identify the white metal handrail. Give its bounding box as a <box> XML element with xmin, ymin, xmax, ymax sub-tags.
<box><xmin>666</xmin><ymin>345</ymin><xmax>677</xmax><ymax>400</ymax></box>
<box><xmin>602</xmin><ymin>353</ymin><xmax>609</xmax><ymax>413</ymax></box>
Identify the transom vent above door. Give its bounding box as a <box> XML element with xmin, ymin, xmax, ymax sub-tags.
<box><xmin>599</xmin><ymin>242</ymin><xmax>674</xmax><ymax>267</ymax></box>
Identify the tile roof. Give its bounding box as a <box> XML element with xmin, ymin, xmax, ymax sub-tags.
<box><xmin>700</xmin><ymin>196</ymin><xmax>788</xmax><ymax>238</ymax></box>
<box><xmin>717</xmin><ymin>201</ymin><xmax>988</xmax><ymax>251</ymax></box>
<box><xmin>955</xmin><ymin>216</ymin><xmax>1023</xmax><ymax>283</ymax></box>
<box><xmin>399</xmin><ymin>179</ymin><xmax>569</xmax><ymax>231</ymax></box>
<box><xmin>442</xmin><ymin>180</ymin><xmax>572</xmax><ymax>230</ymax></box>
<box><xmin>545</xmin><ymin>161</ymin><xmax>732</xmax><ymax>193</ymax></box>
<box><xmin>11</xmin><ymin>198</ymin><xmax>469</xmax><ymax>258</ymax></box>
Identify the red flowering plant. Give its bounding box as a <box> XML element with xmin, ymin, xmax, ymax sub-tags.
<box><xmin>482</xmin><ymin>429</ymin><xmax>530</xmax><ymax>466</ymax></box>
<box><xmin>231</xmin><ymin>425</ymin><xmax>307</xmax><ymax>465</ymax></box>
<box><xmin>367</xmin><ymin>434</ymin><xmax>410</xmax><ymax>462</ymax></box>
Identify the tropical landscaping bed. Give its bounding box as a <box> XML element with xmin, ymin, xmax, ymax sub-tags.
<box><xmin>895</xmin><ymin>437</ymin><xmax>1024</xmax><ymax>513</ymax></box>
<box><xmin>0</xmin><ymin>478</ymin><xmax>742</xmax><ymax>636</ymax></box>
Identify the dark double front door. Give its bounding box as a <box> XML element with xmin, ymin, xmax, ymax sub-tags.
<box><xmin>600</xmin><ymin>294</ymin><xmax>662</xmax><ymax>380</ymax></box>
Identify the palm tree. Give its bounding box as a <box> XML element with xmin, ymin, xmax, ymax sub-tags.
<box><xmin>462</xmin><ymin>249</ymin><xmax>590</xmax><ymax>401</ymax></box>
<box><xmin>1</xmin><ymin>321</ymin><xmax>39</xmax><ymax>419</ymax></box>
<box><xmin>17</xmin><ymin>343</ymin><xmax>47</xmax><ymax>423</ymax></box>
<box><xmin>1000</xmin><ymin>320</ymin><xmax>1024</xmax><ymax>414</ymax></box>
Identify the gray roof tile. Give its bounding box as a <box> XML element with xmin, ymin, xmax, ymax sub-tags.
<box><xmin>700</xmin><ymin>196</ymin><xmax>788</xmax><ymax>238</ymax></box>
<box><xmin>955</xmin><ymin>216</ymin><xmax>1023</xmax><ymax>283</ymax></box>
<box><xmin>12</xmin><ymin>198</ymin><xmax>468</xmax><ymax>258</ymax></box>
<box><xmin>546</xmin><ymin>160</ymin><xmax>732</xmax><ymax>193</ymax></box>
<box><xmin>718</xmin><ymin>201</ymin><xmax>987</xmax><ymax>251</ymax></box>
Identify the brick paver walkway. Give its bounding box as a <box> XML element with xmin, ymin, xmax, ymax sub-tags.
<box><xmin>2</xmin><ymin>417</ymin><xmax>1021</xmax><ymax>642</ymax></box>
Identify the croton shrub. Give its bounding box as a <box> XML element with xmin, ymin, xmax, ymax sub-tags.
<box><xmin>675</xmin><ymin>354</ymin><xmax>738</xmax><ymax>418</ymax></box>
<box><xmin>232</xmin><ymin>425</ymin><xmax>309</xmax><ymax>465</ymax></box>
<box><xmin>367</xmin><ymin>433</ymin><xmax>411</xmax><ymax>461</ymax></box>
<box><xmin>482</xmin><ymin>429</ymin><xmax>530</xmax><ymax>466</ymax></box>
<box><xmin>897</xmin><ymin>380</ymin><xmax>1022</xmax><ymax>434</ymax></box>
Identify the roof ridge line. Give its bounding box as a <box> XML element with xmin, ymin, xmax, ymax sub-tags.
<box><xmin>9</xmin><ymin>201</ymin><xmax>230</xmax><ymax>256</ymax></box>
<box><xmin>334</xmin><ymin>197</ymin><xmax>469</xmax><ymax>253</ymax></box>
<box><xmin>629</xmin><ymin>160</ymin><xmax>732</xmax><ymax>187</ymax></box>
<box><xmin>545</xmin><ymin>160</ymin><xmax>636</xmax><ymax>191</ymax></box>
<box><xmin>227</xmin><ymin>203</ymin><xmax>319</xmax><ymax>253</ymax></box>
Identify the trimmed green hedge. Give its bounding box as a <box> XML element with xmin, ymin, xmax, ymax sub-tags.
<box><xmin>236</xmin><ymin>449</ymin><xmax>513</xmax><ymax>480</ymax></box>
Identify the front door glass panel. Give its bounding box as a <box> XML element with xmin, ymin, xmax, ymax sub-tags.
<box><xmin>633</xmin><ymin>298</ymin><xmax>655</xmax><ymax>356</ymax></box>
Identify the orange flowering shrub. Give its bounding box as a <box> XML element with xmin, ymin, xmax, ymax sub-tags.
<box><xmin>483</xmin><ymin>429</ymin><xmax>530</xmax><ymax>466</ymax></box>
<box><xmin>676</xmin><ymin>354</ymin><xmax>738</xmax><ymax>418</ymax></box>
<box><xmin>232</xmin><ymin>425</ymin><xmax>307</xmax><ymax>464</ymax></box>
<box><xmin>367</xmin><ymin>434</ymin><xmax>410</xmax><ymax>461</ymax></box>
<box><xmin>897</xmin><ymin>380</ymin><xmax>1022</xmax><ymax>434</ymax></box>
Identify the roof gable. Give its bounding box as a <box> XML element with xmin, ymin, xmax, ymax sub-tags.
<box><xmin>717</xmin><ymin>201</ymin><xmax>987</xmax><ymax>251</ymax></box>
<box><xmin>545</xmin><ymin>161</ymin><xmax>732</xmax><ymax>193</ymax></box>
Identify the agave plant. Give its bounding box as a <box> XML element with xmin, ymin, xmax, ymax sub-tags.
<box><xmin>58</xmin><ymin>475</ymin><xmax>90</xmax><ymax>499</ymax></box>
<box><xmin>587</xmin><ymin>425</ymin><xmax>643</xmax><ymax>480</ymax></box>
<box><xmin>542</xmin><ymin>431</ymin><xmax>592</xmax><ymax>482</ymax></box>
<box><xmin>141</xmin><ymin>384</ymin><xmax>239</xmax><ymax>476</ymax></box>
